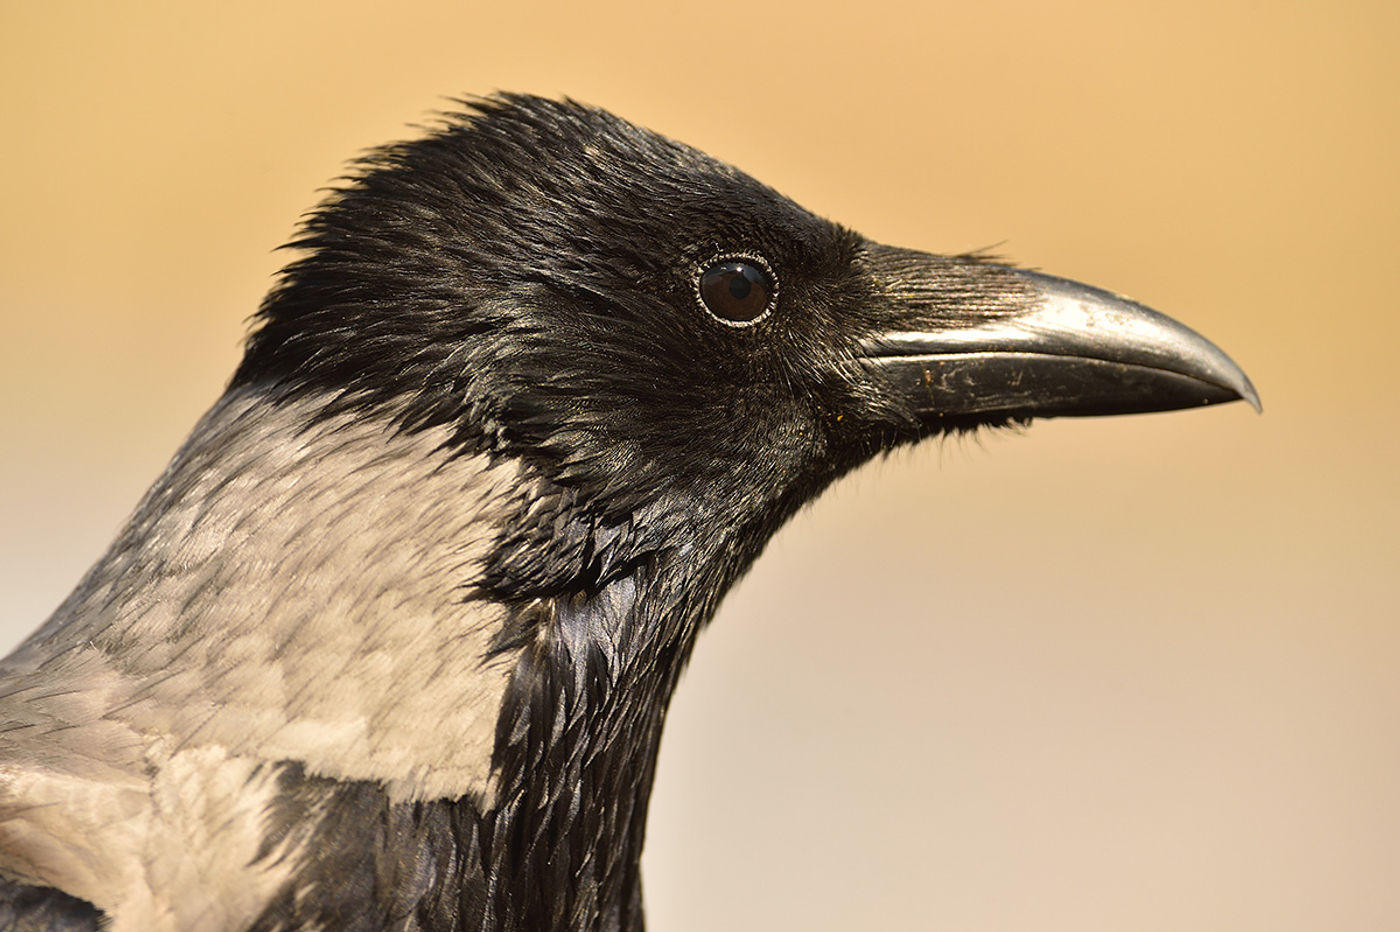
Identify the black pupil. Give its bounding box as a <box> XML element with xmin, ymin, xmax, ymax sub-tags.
<box><xmin>700</xmin><ymin>261</ymin><xmax>771</xmax><ymax>323</ymax></box>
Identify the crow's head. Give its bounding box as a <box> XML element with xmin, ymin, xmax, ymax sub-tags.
<box><xmin>0</xmin><ymin>94</ymin><xmax>1259</xmax><ymax>932</ymax></box>
<box><xmin>233</xmin><ymin>93</ymin><xmax>1256</xmax><ymax>606</ymax></box>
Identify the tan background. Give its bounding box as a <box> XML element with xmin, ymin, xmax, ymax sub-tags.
<box><xmin>2</xmin><ymin>2</ymin><xmax>1396</xmax><ymax>929</ymax></box>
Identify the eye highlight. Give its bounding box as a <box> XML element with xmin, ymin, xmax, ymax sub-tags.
<box><xmin>698</xmin><ymin>257</ymin><xmax>776</xmax><ymax>325</ymax></box>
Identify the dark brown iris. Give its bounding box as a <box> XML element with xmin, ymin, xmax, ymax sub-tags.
<box><xmin>698</xmin><ymin>259</ymin><xmax>774</xmax><ymax>324</ymax></box>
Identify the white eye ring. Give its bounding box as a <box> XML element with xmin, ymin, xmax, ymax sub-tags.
<box><xmin>695</xmin><ymin>253</ymin><xmax>778</xmax><ymax>327</ymax></box>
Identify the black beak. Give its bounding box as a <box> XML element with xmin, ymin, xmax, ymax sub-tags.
<box><xmin>857</xmin><ymin>253</ymin><xmax>1260</xmax><ymax>424</ymax></box>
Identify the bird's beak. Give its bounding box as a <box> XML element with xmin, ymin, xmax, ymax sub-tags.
<box><xmin>856</xmin><ymin>252</ymin><xmax>1260</xmax><ymax>423</ymax></box>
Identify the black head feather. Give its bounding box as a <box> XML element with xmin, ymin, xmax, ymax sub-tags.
<box><xmin>237</xmin><ymin>96</ymin><xmax>897</xmax><ymax>597</ymax></box>
<box><xmin>231</xmin><ymin>96</ymin><xmax>1045</xmax><ymax>605</ymax></box>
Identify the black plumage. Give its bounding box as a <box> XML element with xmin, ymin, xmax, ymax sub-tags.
<box><xmin>0</xmin><ymin>94</ymin><xmax>1256</xmax><ymax>931</ymax></box>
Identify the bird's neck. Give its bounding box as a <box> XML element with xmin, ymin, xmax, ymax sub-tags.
<box><xmin>483</xmin><ymin>571</ymin><xmax>689</xmax><ymax>930</ymax></box>
<box><xmin>242</xmin><ymin>517</ymin><xmax>702</xmax><ymax>932</ymax></box>
<box><xmin>253</xmin><ymin>562</ymin><xmax>697</xmax><ymax>932</ymax></box>
<box><xmin>16</xmin><ymin>388</ymin><xmax>720</xmax><ymax>930</ymax></box>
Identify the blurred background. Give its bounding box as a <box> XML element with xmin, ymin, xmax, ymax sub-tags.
<box><xmin>1</xmin><ymin>2</ymin><xmax>1396</xmax><ymax>929</ymax></box>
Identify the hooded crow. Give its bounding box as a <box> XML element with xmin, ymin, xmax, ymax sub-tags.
<box><xmin>0</xmin><ymin>94</ymin><xmax>1258</xmax><ymax>932</ymax></box>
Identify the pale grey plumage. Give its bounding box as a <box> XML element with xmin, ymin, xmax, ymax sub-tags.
<box><xmin>0</xmin><ymin>391</ymin><xmax>528</xmax><ymax>928</ymax></box>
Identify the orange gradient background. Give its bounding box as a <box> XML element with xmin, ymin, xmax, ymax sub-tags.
<box><xmin>1</xmin><ymin>3</ymin><xmax>1396</xmax><ymax>929</ymax></box>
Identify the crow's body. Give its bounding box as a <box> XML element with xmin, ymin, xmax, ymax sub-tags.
<box><xmin>0</xmin><ymin>96</ymin><xmax>1256</xmax><ymax>931</ymax></box>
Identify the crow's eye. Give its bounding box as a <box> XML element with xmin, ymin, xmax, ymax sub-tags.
<box><xmin>698</xmin><ymin>257</ymin><xmax>776</xmax><ymax>325</ymax></box>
